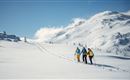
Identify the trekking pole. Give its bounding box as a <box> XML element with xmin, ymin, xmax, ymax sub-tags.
<box><xmin>93</xmin><ymin>56</ymin><xmax>96</xmax><ymax>65</ymax></box>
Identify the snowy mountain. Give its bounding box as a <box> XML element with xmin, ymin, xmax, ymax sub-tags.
<box><xmin>44</xmin><ymin>11</ymin><xmax>130</xmax><ymax>56</ymax></box>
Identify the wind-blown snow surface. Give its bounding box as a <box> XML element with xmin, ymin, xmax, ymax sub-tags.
<box><xmin>0</xmin><ymin>41</ymin><xmax>130</xmax><ymax>79</ymax></box>
<box><xmin>35</xmin><ymin>11</ymin><xmax>130</xmax><ymax>56</ymax></box>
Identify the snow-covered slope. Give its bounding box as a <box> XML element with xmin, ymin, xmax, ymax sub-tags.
<box><xmin>45</xmin><ymin>11</ymin><xmax>130</xmax><ymax>56</ymax></box>
<box><xmin>0</xmin><ymin>41</ymin><xmax>130</xmax><ymax>79</ymax></box>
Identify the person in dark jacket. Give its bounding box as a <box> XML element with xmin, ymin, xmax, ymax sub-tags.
<box><xmin>81</xmin><ymin>47</ymin><xmax>87</xmax><ymax>63</ymax></box>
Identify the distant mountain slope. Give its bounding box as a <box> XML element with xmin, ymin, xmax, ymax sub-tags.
<box><xmin>0</xmin><ymin>31</ymin><xmax>20</xmax><ymax>42</ymax></box>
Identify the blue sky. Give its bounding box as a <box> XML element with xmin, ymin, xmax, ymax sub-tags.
<box><xmin>0</xmin><ymin>0</ymin><xmax>130</xmax><ymax>38</ymax></box>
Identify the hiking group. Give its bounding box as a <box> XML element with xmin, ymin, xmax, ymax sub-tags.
<box><xmin>75</xmin><ymin>46</ymin><xmax>94</xmax><ymax>64</ymax></box>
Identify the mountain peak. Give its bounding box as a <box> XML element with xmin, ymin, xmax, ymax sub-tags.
<box><xmin>87</xmin><ymin>10</ymin><xmax>130</xmax><ymax>28</ymax></box>
<box><xmin>100</xmin><ymin>11</ymin><xmax>119</xmax><ymax>15</ymax></box>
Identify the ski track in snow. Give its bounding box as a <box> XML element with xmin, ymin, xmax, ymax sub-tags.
<box><xmin>34</xmin><ymin>43</ymin><xmax>74</xmax><ymax>62</ymax></box>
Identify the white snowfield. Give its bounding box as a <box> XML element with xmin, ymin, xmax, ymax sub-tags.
<box><xmin>0</xmin><ymin>41</ymin><xmax>130</xmax><ymax>79</ymax></box>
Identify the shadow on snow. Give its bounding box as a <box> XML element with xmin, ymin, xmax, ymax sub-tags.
<box><xmin>107</xmin><ymin>55</ymin><xmax>130</xmax><ymax>60</ymax></box>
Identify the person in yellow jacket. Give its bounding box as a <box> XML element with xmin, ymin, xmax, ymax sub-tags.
<box><xmin>87</xmin><ymin>48</ymin><xmax>94</xmax><ymax>64</ymax></box>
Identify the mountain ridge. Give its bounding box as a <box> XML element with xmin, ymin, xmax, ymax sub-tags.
<box><xmin>45</xmin><ymin>11</ymin><xmax>130</xmax><ymax>56</ymax></box>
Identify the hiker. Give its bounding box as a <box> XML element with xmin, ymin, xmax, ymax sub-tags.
<box><xmin>87</xmin><ymin>48</ymin><xmax>94</xmax><ymax>64</ymax></box>
<box><xmin>81</xmin><ymin>47</ymin><xmax>87</xmax><ymax>63</ymax></box>
<box><xmin>75</xmin><ymin>47</ymin><xmax>81</xmax><ymax>62</ymax></box>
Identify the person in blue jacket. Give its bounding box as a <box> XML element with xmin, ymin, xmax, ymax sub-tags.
<box><xmin>75</xmin><ymin>47</ymin><xmax>81</xmax><ymax>62</ymax></box>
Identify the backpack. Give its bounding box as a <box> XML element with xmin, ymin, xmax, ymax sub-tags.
<box><xmin>87</xmin><ymin>50</ymin><xmax>94</xmax><ymax>57</ymax></box>
<box><xmin>82</xmin><ymin>48</ymin><xmax>87</xmax><ymax>55</ymax></box>
<box><xmin>76</xmin><ymin>48</ymin><xmax>81</xmax><ymax>55</ymax></box>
